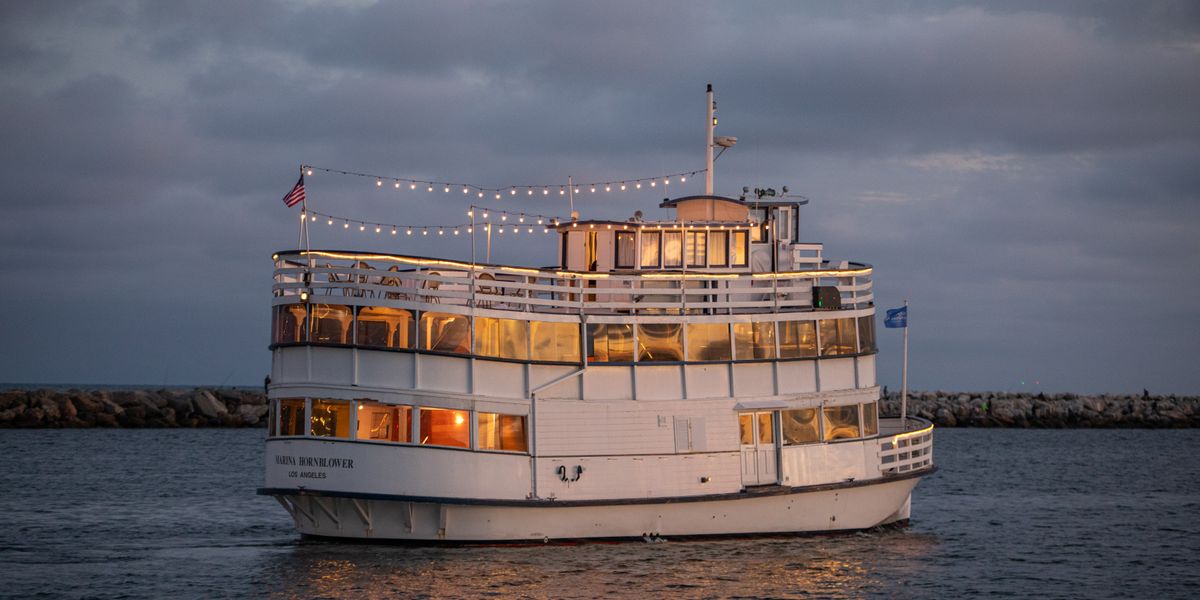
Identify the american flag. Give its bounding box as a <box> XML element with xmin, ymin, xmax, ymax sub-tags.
<box><xmin>281</xmin><ymin>174</ymin><xmax>305</xmax><ymax>208</ymax></box>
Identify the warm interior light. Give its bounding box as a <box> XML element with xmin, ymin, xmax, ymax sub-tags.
<box><xmin>454</xmin><ymin>413</ymin><xmax>464</xmax><ymax>425</ymax></box>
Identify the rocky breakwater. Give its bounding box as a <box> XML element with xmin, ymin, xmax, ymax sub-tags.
<box><xmin>881</xmin><ymin>391</ymin><xmax>1199</xmax><ymax>428</ymax></box>
<box><xmin>0</xmin><ymin>388</ymin><xmax>269</xmax><ymax>428</ymax></box>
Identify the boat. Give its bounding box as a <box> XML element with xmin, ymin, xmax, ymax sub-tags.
<box><xmin>258</xmin><ymin>85</ymin><xmax>935</xmax><ymax>542</ymax></box>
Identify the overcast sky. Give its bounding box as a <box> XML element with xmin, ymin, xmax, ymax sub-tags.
<box><xmin>1</xmin><ymin>1</ymin><xmax>1197</xmax><ymax>394</ymax></box>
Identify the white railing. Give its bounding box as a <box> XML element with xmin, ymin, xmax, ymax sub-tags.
<box><xmin>272</xmin><ymin>249</ymin><xmax>873</xmax><ymax>316</ymax></box>
<box><xmin>877</xmin><ymin>417</ymin><xmax>934</xmax><ymax>475</ymax></box>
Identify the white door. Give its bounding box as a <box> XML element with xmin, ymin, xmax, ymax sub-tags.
<box><xmin>739</xmin><ymin>411</ymin><xmax>779</xmax><ymax>486</ymax></box>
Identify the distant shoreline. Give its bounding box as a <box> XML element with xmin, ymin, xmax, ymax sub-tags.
<box><xmin>0</xmin><ymin>387</ymin><xmax>1196</xmax><ymax>429</ymax></box>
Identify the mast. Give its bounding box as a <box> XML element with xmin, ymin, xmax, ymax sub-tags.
<box><xmin>705</xmin><ymin>84</ymin><xmax>714</xmax><ymax>196</ymax></box>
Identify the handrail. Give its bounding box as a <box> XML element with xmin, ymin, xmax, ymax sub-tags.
<box><xmin>877</xmin><ymin>417</ymin><xmax>934</xmax><ymax>475</ymax></box>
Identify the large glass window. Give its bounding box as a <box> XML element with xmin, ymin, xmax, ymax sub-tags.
<box><xmin>686</xmin><ymin>323</ymin><xmax>731</xmax><ymax>361</ymax></box>
<box><xmin>273</xmin><ymin>304</ymin><xmax>308</xmax><ymax>344</ymax></box>
<box><xmin>778</xmin><ymin>321</ymin><xmax>818</xmax><ymax>358</ymax></box>
<box><xmin>279</xmin><ymin>398</ymin><xmax>305</xmax><ymax>436</ymax></box>
<box><xmin>311</xmin><ymin>399</ymin><xmax>351</xmax><ymax>438</ymax></box>
<box><xmin>663</xmin><ymin>232</ymin><xmax>683</xmax><ymax>268</ymax></box>
<box><xmin>587</xmin><ymin>323</ymin><xmax>635</xmax><ymax>362</ymax></box>
<box><xmin>477</xmin><ymin>413</ymin><xmax>528</xmax><ymax>452</ymax></box>
<box><xmin>822</xmin><ymin>405</ymin><xmax>861</xmax><ymax>440</ymax></box>
<box><xmin>819</xmin><ymin>318</ymin><xmax>857</xmax><ymax>356</ymax></box>
<box><xmin>686</xmin><ymin>231</ymin><xmax>707</xmax><ymax>267</ymax></box>
<box><xmin>757</xmin><ymin>413</ymin><xmax>774</xmax><ymax>444</ymax></box>
<box><xmin>733</xmin><ymin>321</ymin><xmax>776</xmax><ymax>360</ymax></box>
<box><xmin>419</xmin><ymin>407</ymin><xmax>470</xmax><ymax>448</ymax></box>
<box><xmin>640</xmin><ymin>232</ymin><xmax>661</xmax><ymax>268</ymax></box>
<box><xmin>615</xmin><ymin>232</ymin><xmax>636</xmax><ymax>268</ymax></box>
<box><xmin>731</xmin><ymin>231</ymin><xmax>748</xmax><ymax>267</ymax></box>
<box><xmin>637</xmin><ymin>323</ymin><xmax>683</xmax><ymax>362</ymax></box>
<box><xmin>475</xmin><ymin>317</ymin><xmax>529</xmax><ymax>360</ymax></box>
<box><xmin>357</xmin><ymin>307</ymin><xmax>414</xmax><ymax>349</ymax></box>
<box><xmin>781</xmin><ymin>408</ymin><xmax>820</xmax><ymax>445</ymax></box>
<box><xmin>738</xmin><ymin>413</ymin><xmax>754</xmax><ymax>445</ymax></box>
<box><xmin>861</xmin><ymin>401</ymin><xmax>879</xmax><ymax>437</ymax></box>
<box><xmin>310</xmin><ymin>304</ymin><xmax>353</xmax><ymax>345</ymax></box>
<box><xmin>531</xmin><ymin>321</ymin><xmax>581</xmax><ymax>363</ymax></box>
<box><xmin>858</xmin><ymin>315</ymin><xmax>876</xmax><ymax>353</ymax></box>
<box><xmin>420</xmin><ymin>312</ymin><xmax>471</xmax><ymax>354</ymax></box>
<box><xmin>356</xmin><ymin>401</ymin><xmax>411</xmax><ymax>442</ymax></box>
<box><xmin>708</xmin><ymin>231</ymin><xmax>728</xmax><ymax>267</ymax></box>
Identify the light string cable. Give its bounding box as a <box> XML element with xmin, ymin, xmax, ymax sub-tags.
<box><xmin>302</xmin><ymin>205</ymin><xmax>567</xmax><ymax>236</ymax></box>
<box><xmin>300</xmin><ymin>164</ymin><xmax>705</xmax><ymax>198</ymax></box>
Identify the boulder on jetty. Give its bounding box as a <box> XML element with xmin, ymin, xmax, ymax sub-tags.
<box><xmin>880</xmin><ymin>391</ymin><xmax>1199</xmax><ymax>428</ymax></box>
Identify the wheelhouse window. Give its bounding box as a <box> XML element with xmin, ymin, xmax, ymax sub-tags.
<box><xmin>819</xmin><ymin>318</ymin><xmax>857</xmax><ymax>356</ymax></box>
<box><xmin>733</xmin><ymin>321</ymin><xmax>776</xmax><ymax>360</ymax></box>
<box><xmin>637</xmin><ymin>323</ymin><xmax>683</xmax><ymax>362</ymax></box>
<box><xmin>730</xmin><ymin>231</ymin><xmax>748</xmax><ymax>267</ymax></box>
<box><xmin>686</xmin><ymin>322</ymin><xmax>731</xmax><ymax>361</ymax></box>
<box><xmin>781</xmin><ymin>408</ymin><xmax>820</xmax><ymax>444</ymax></box>
<box><xmin>663</xmin><ymin>231</ymin><xmax>683</xmax><ymax>268</ymax></box>
<box><xmin>861</xmin><ymin>401</ymin><xmax>879</xmax><ymax>437</ymax></box>
<box><xmin>587</xmin><ymin>323</ymin><xmax>634</xmax><ymax>362</ymax></box>
<box><xmin>531</xmin><ymin>321</ymin><xmax>581</xmax><ymax>363</ymax></box>
<box><xmin>475</xmin><ymin>317</ymin><xmax>529</xmax><ymax>360</ymax></box>
<box><xmin>615</xmin><ymin>232</ymin><xmax>636</xmax><ymax>268</ymax></box>
<box><xmin>823</xmin><ymin>405</ymin><xmax>861</xmax><ymax>440</ymax></box>
<box><xmin>778</xmin><ymin>321</ymin><xmax>818</xmax><ymax>358</ymax></box>
<box><xmin>477</xmin><ymin>413</ymin><xmax>528</xmax><ymax>452</ymax></box>
<box><xmin>639</xmin><ymin>232</ymin><xmax>661</xmax><ymax>268</ymax></box>
<box><xmin>419</xmin><ymin>407</ymin><xmax>470</xmax><ymax>448</ymax></box>
<box><xmin>279</xmin><ymin>398</ymin><xmax>305</xmax><ymax>436</ymax></box>
<box><xmin>311</xmin><ymin>399</ymin><xmax>351</xmax><ymax>438</ymax></box>
<box><xmin>273</xmin><ymin>304</ymin><xmax>308</xmax><ymax>344</ymax></box>
<box><xmin>420</xmin><ymin>312</ymin><xmax>471</xmax><ymax>354</ymax></box>
<box><xmin>858</xmin><ymin>315</ymin><xmax>876</xmax><ymax>353</ymax></box>
<box><xmin>686</xmin><ymin>231</ymin><xmax>707</xmax><ymax>267</ymax></box>
<box><xmin>310</xmin><ymin>304</ymin><xmax>352</xmax><ymax>345</ymax></box>
<box><xmin>356</xmin><ymin>307</ymin><xmax>413</xmax><ymax>350</ymax></box>
<box><xmin>708</xmin><ymin>231</ymin><xmax>728</xmax><ymax>267</ymax></box>
<box><xmin>356</xmin><ymin>401</ymin><xmax>410</xmax><ymax>442</ymax></box>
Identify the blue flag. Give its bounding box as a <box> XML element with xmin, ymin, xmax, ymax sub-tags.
<box><xmin>884</xmin><ymin>306</ymin><xmax>908</xmax><ymax>328</ymax></box>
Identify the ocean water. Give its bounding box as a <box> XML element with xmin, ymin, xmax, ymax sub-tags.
<box><xmin>2</xmin><ymin>428</ymin><xmax>1197</xmax><ymax>599</ymax></box>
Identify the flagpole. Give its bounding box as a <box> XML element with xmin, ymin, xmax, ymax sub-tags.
<box><xmin>900</xmin><ymin>299</ymin><xmax>909</xmax><ymax>428</ymax></box>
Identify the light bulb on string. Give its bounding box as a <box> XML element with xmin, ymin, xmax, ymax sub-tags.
<box><xmin>527</xmin><ymin>227</ymin><xmax>532</xmax><ymax>233</ymax></box>
<box><xmin>636</xmin><ymin>182</ymin><xmax>642</xmax><ymax>189</ymax></box>
<box><xmin>467</xmin><ymin>210</ymin><xmax>474</xmax><ymax>217</ymax></box>
<box><xmin>467</xmin><ymin>227</ymin><xmax>473</xmax><ymax>233</ymax></box>
<box><xmin>391</xmin><ymin>228</ymin><xmax>397</xmax><ymax>235</ymax></box>
<box><xmin>394</xmin><ymin>181</ymin><xmax>400</xmax><ymax>189</ymax></box>
<box><xmin>344</xmin><ymin>222</ymin><xmax>350</xmax><ymax>229</ymax></box>
<box><xmin>410</xmin><ymin>183</ymin><xmax>417</xmax><ymax>190</ymax></box>
<box><xmin>664</xmin><ymin>178</ymin><xmax>670</xmax><ymax>185</ymax></box>
<box><xmin>501</xmin><ymin>214</ymin><xmax>507</xmax><ymax>221</ymax></box>
<box><xmin>463</xmin><ymin>187</ymin><xmax>469</xmax><ymax>194</ymax></box>
<box><xmin>542</xmin><ymin>187</ymin><xmax>549</xmax><ymax>196</ymax></box>
<box><xmin>536</xmin><ymin>219</ymin><xmax>543</xmax><ymax>225</ymax></box>
<box><xmin>518</xmin><ymin>215</ymin><xmax>525</xmax><ymax>223</ymax></box>
<box><xmin>427</xmin><ymin>185</ymin><xmax>434</xmax><ymax>192</ymax></box>
<box><xmin>482</xmin><ymin>212</ymin><xmax>489</xmax><ymax>218</ymax></box>
<box><xmin>589</xmin><ymin>186</ymin><xmax>596</xmax><ymax>193</ymax></box>
<box><xmin>376</xmin><ymin>179</ymin><xmax>382</xmax><ymax>187</ymax></box>
<box><xmin>311</xmin><ymin>215</ymin><xmax>317</xmax><ymax>222</ymax></box>
<box><xmin>422</xmin><ymin>229</ymin><xmax>428</xmax><ymax>236</ymax></box>
<box><xmin>438</xmin><ymin>229</ymin><xmax>444</xmax><ymax>235</ymax></box>
<box><xmin>443</xmin><ymin>186</ymin><xmax>450</xmax><ymax>193</ymax></box>
<box><xmin>605</xmin><ymin>185</ymin><xmax>611</xmax><ymax>192</ymax></box>
<box><xmin>574</xmin><ymin>187</ymin><xmax>580</xmax><ymax>194</ymax></box>
<box><xmin>359</xmin><ymin>224</ymin><xmax>365</xmax><ymax>231</ymax></box>
<box><xmin>375</xmin><ymin>226</ymin><xmax>381</xmax><ymax>233</ymax></box>
<box><xmin>453</xmin><ymin>229</ymin><xmax>460</xmax><ymax>235</ymax></box>
<box><xmin>495</xmin><ymin>193</ymin><xmax>501</xmax><ymax>200</ymax></box>
<box><xmin>620</xmin><ymin>183</ymin><xmax>626</xmax><ymax>191</ymax></box>
<box><xmin>510</xmin><ymin>187</ymin><xmax>517</xmax><ymax>196</ymax></box>
<box><xmin>406</xmin><ymin>228</ymin><xmax>413</xmax><ymax>235</ymax></box>
<box><xmin>327</xmin><ymin>218</ymin><xmax>333</xmax><ymax>225</ymax></box>
<box><xmin>478</xmin><ymin>191</ymin><xmax>484</xmax><ymax>198</ymax></box>
<box><xmin>559</xmin><ymin>187</ymin><xmax>565</xmax><ymax>195</ymax></box>
<box><xmin>527</xmin><ymin>188</ymin><xmax>533</xmax><ymax>196</ymax></box>
<box><xmin>306</xmin><ymin>169</ymin><xmax>313</xmax><ymax>176</ymax></box>
<box><xmin>650</xmin><ymin>180</ymin><xmax>656</xmax><ymax>187</ymax></box>
<box><xmin>680</xmin><ymin>175</ymin><xmax>687</xmax><ymax>182</ymax></box>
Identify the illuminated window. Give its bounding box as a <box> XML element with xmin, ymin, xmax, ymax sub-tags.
<box><xmin>311</xmin><ymin>399</ymin><xmax>351</xmax><ymax>438</ymax></box>
<box><xmin>355</xmin><ymin>401</ymin><xmax>411</xmax><ymax>442</ymax></box>
<box><xmin>420</xmin><ymin>312</ymin><xmax>471</xmax><ymax>354</ymax></box>
<box><xmin>858</xmin><ymin>315</ymin><xmax>876</xmax><ymax>353</ymax></box>
<box><xmin>639</xmin><ymin>232</ymin><xmax>661</xmax><ymax>268</ymax></box>
<box><xmin>708</xmin><ymin>231</ymin><xmax>728</xmax><ymax>266</ymax></box>
<box><xmin>637</xmin><ymin>323</ymin><xmax>683</xmax><ymax>362</ymax></box>
<box><xmin>686</xmin><ymin>231</ymin><xmax>707</xmax><ymax>266</ymax></box>
<box><xmin>861</xmin><ymin>402</ymin><xmax>879</xmax><ymax>437</ymax></box>
<box><xmin>663</xmin><ymin>231</ymin><xmax>683</xmax><ymax>268</ymax></box>
<box><xmin>587</xmin><ymin>323</ymin><xmax>634</xmax><ymax>362</ymax></box>
<box><xmin>267</xmin><ymin>401</ymin><xmax>276</xmax><ymax>437</ymax></box>
<box><xmin>475</xmin><ymin>317</ymin><xmax>529</xmax><ymax>360</ymax></box>
<box><xmin>757</xmin><ymin>412</ymin><xmax>774</xmax><ymax>444</ymax></box>
<box><xmin>273</xmin><ymin>304</ymin><xmax>308</xmax><ymax>344</ymax></box>
<box><xmin>738</xmin><ymin>413</ymin><xmax>754</xmax><ymax>445</ymax></box>
<box><xmin>531</xmin><ymin>321</ymin><xmax>581</xmax><ymax>363</ymax></box>
<box><xmin>419</xmin><ymin>407</ymin><xmax>470</xmax><ymax>448</ymax></box>
<box><xmin>615</xmin><ymin>232</ymin><xmax>636</xmax><ymax>268</ymax></box>
<box><xmin>310</xmin><ymin>304</ymin><xmax>352</xmax><ymax>344</ymax></box>
<box><xmin>819</xmin><ymin>318</ymin><xmax>857</xmax><ymax>356</ymax></box>
<box><xmin>778</xmin><ymin>321</ymin><xmax>818</xmax><ymax>358</ymax></box>
<box><xmin>733</xmin><ymin>321</ymin><xmax>776</xmax><ymax>360</ymax></box>
<box><xmin>730</xmin><ymin>231</ymin><xmax>748</xmax><ymax>267</ymax></box>
<box><xmin>357</xmin><ymin>307</ymin><xmax>414</xmax><ymax>349</ymax></box>
<box><xmin>687</xmin><ymin>322</ymin><xmax>731</xmax><ymax>361</ymax></box>
<box><xmin>477</xmin><ymin>413</ymin><xmax>528</xmax><ymax>452</ymax></box>
<box><xmin>822</xmin><ymin>405</ymin><xmax>861</xmax><ymax>440</ymax></box>
<box><xmin>781</xmin><ymin>408</ymin><xmax>820</xmax><ymax>444</ymax></box>
<box><xmin>278</xmin><ymin>398</ymin><xmax>305</xmax><ymax>436</ymax></box>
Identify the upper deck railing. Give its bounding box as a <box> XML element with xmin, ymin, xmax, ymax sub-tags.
<box><xmin>272</xmin><ymin>249</ymin><xmax>873</xmax><ymax>316</ymax></box>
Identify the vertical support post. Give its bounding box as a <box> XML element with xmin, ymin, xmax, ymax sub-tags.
<box><xmin>705</xmin><ymin>84</ymin><xmax>715</xmax><ymax>196</ymax></box>
<box><xmin>900</xmin><ymin>299</ymin><xmax>909</xmax><ymax>428</ymax></box>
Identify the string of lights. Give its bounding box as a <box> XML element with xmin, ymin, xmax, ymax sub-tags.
<box><xmin>300</xmin><ymin>164</ymin><xmax>703</xmax><ymax>199</ymax></box>
<box><xmin>302</xmin><ymin>207</ymin><xmax>561</xmax><ymax>236</ymax></box>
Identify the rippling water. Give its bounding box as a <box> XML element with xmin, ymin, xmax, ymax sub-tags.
<box><xmin>3</xmin><ymin>428</ymin><xmax>1198</xmax><ymax>599</ymax></box>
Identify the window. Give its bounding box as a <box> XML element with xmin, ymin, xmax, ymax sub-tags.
<box><xmin>615</xmin><ymin>232</ymin><xmax>636</xmax><ymax>268</ymax></box>
<box><xmin>587</xmin><ymin>323</ymin><xmax>634</xmax><ymax>362</ymax></box>
<box><xmin>858</xmin><ymin>315</ymin><xmax>876</xmax><ymax>353</ymax></box>
<box><xmin>356</xmin><ymin>401</ymin><xmax>411</xmax><ymax>442</ymax></box>
<box><xmin>819</xmin><ymin>318</ymin><xmax>857</xmax><ymax>356</ymax></box>
<box><xmin>310</xmin><ymin>304</ymin><xmax>352</xmax><ymax>344</ymax></box>
<box><xmin>531</xmin><ymin>321</ymin><xmax>581</xmax><ymax>363</ymax></box>
<box><xmin>419</xmin><ymin>407</ymin><xmax>471</xmax><ymax>448</ymax></box>
<box><xmin>686</xmin><ymin>231</ymin><xmax>707</xmax><ymax>267</ymax></box>
<box><xmin>738</xmin><ymin>413</ymin><xmax>754</xmax><ymax>445</ymax></box>
<box><xmin>730</xmin><ymin>231</ymin><xmax>748</xmax><ymax>267</ymax></box>
<box><xmin>781</xmin><ymin>408</ymin><xmax>820</xmax><ymax>444</ymax></box>
<box><xmin>356</xmin><ymin>307</ymin><xmax>413</xmax><ymax>349</ymax></box>
<box><xmin>861</xmin><ymin>402</ymin><xmax>879</xmax><ymax>437</ymax></box>
<box><xmin>477</xmin><ymin>413</ymin><xmax>528</xmax><ymax>452</ymax></box>
<box><xmin>420</xmin><ymin>312</ymin><xmax>471</xmax><ymax>354</ymax></box>
<box><xmin>273</xmin><ymin>304</ymin><xmax>307</xmax><ymax>344</ymax></box>
<box><xmin>822</xmin><ymin>405</ymin><xmax>861</xmax><ymax>440</ymax></box>
<box><xmin>686</xmin><ymin>323</ymin><xmax>731</xmax><ymax>361</ymax></box>
<box><xmin>778</xmin><ymin>321</ymin><xmax>818</xmax><ymax>358</ymax></box>
<box><xmin>757</xmin><ymin>413</ymin><xmax>774</xmax><ymax>444</ymax></box>
<box><xmin>639</xmin><ymin>232</ymin><xmax>661</xmax><ymax>268</ymax></box>
<box><xmin>278</xmin><ymin>398</ymin><xmax>305</xmax><ymax>436</ymax></box>
<box><xmin>637</xmin><ymin>323</ymin><xmax>683</xmax><ymax>362</ymax></box>
<box><xmin>267</xmin><ymin>401</ymin><xmax>276</xmax><ymax>437</ymax></box>
<box><xmin>663</xmin><ymin>232</ymin><xmax>683</xmax><ymax>268</ymax></box>
<box><xmin>733</xmin><ymin>321</ymin><xmax>776</xmax><ymax>360</ymax></box>
<box><xmin>475</xmin><ymin>317</ymin><xmax>529</xmax><ymax>360</ymax></box>
<box><xmin>708</xmin><ymin>231</ymin><xmax>728</xmax><ymax>266</ymax></box>
<box><xmin>311</xmin><ymin>399</ymin><xmax>351</xmax><ymax>438</ymax></box>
